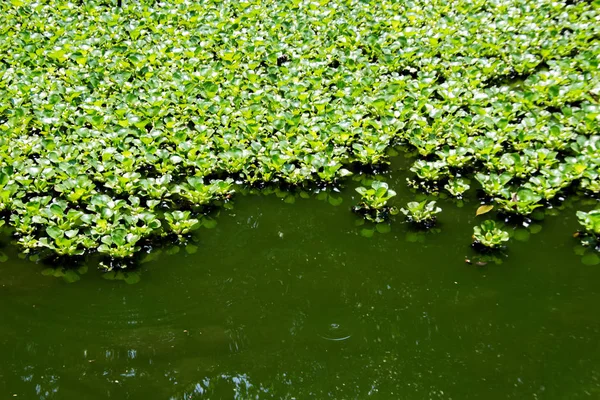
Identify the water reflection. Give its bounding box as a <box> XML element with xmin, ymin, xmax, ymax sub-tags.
<box><xmin>177</xmin><ymin>374</ymin><xmax>262</xmax><ymax>400</ymax></box>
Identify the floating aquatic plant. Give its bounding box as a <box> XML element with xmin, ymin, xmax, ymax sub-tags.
<box><xmin>0</xmin><ymin>0</ymin><xmax>598</xmax><ymax>267</ymax></box>
<box><xmin>353</xmin><ymin>180</ymin><xmax>397</xmax><ymax>222</ymax></box>
<box><xmin>472</xmin><ymin>220</ymin><xmax>510</xmax><ymax>249</ymax></box>
<box><xmin>400</xmin><ymin>200</ymin><xmax>442</xmax><ymax>228</ymax></box>
<box><xmin>576</xmin><ymin>210</ymin><xmax>600</xmax><ymax>250</ymax></box>
<box><xmin>444</xmin><ymin>178</ymin><xmax>471</xmax><ymax>199</ymax></box>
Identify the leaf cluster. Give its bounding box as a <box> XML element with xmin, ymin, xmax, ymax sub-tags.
<box><xmin>0</xmin><ymin>0</ymin><xmax>599</xmax><ymax>263</ymax></box>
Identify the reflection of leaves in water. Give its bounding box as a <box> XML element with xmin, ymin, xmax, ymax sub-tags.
<box><xmin>166</xmin><ymin>245</ymin><xmax>181</xmax><ymax>255</ymax></box>
<box><xmin>360</xmin><ymin>228</ymin><xmax>374</xmax><ymax>238</ymax></box>
<box><xmin>581</xmin><ymin>252</ymin><xmax>600</xmax><ymax>266</ymax></box>
<box><xmin>574</xmin><ymin>244</ymin><xmax>588</xmax><ymax>256</ymax></box>
<box><xmin>513</xmin><ymin>228</ymin><xmax>530</xmax><ymax>242</ymax></box>
<box><xmin>63</xmin><ymin>269</ymin><xmax>81</xmax><ymax>283</ymax></box>
<box><xmin>124</xmin><ymin>272</ymin><xmax>141</xmax><ymax>285</ymax></box>
<box><xmin>528</xmin><ymin>224</ymin><xmax>542</xmax><ymax>234</ymax></box>
<box><xmin>227</xmin><ymin>326</ymin><xmax>248</xmax><ymax>353</ymax></box>
<box><xmin>356</xmin><ymin>219</ymin><xmax>392</xmax><ymax>238</ymax></box>
<box><xmin>531</xmin><ymin>209</ymin><xmax>545</xmax><ymax>221</ymax></box>
<box><xmin>405</xmin><ymin>227</ymin><xmax>441</xmax><ymax>243</ymax></box>
<box><xmin>328</xmin><ymin>195</ymin><xmax>343</xmax><ymax>206</ymax></box>
<box><xmin>186</xmin><ymin>244</ymin><xmax>199</xmax><ymax>254</ymax></box>
<box><xmin>405</xmin><ymin>231</ymin><xmax>425</xmax><ymax>243</ymax></box>
<box><xmin>103</xmin><ymin>270</ymin><xmax>142</xmax><ymax>285</ymax></box>
<box><xmin>466</xmin><ymin>253</ymin><xmax>505</xmax><ymax>266</ymax></box>
<box><xmin>40</xmin><ymin>266</ymin><xmax>88</xmax><ymax>283</ymax></box>
<box><xmin>201</xmin><ymin>217</ymin><xmax>218</xmax><ymax>229</ymax></box>
<box><xmin>180</xmin><ymin>373</ymin><xmax>267</xmax><ymax>399</ymax></box>
<box><xmin>376</xmin><ymin>223</ymin><xmax>391</xmax><ymax>234</ymax></box>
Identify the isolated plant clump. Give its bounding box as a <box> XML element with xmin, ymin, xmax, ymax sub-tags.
<box><xmin>0</xmin><ymin>0</ymin><xmax>599</xmax><ymax>263</ymax></box>
<box><xmin>472</xmin><ymin>220</ymin><xmax>510</xmax><ymax>249</ymax></box>
<box><xmin>353</xmin><ymin>180</ymin><xmax>397</xmax><ymax>222</ymax></box>
<box><xmin>576</xmin><ymin>209</ymin><xmax>600</xmax><ymax>249</ymax></box>
<box><xmin>400</xmin><ymin>200</ymin><xmax>442</xmax><ymax>228</ymax></box>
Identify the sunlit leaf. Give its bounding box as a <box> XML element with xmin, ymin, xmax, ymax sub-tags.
<box><xmin>475</xmin><ymin>205</ymin><xmax>494</xmax><ymax>216</ymax></box>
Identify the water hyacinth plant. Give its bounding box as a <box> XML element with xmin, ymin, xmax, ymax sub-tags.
<box><xmin>444</xmin><ymin>178</ymin><xmax>471</xmax><ymax>199</ymax></box>
<box><xmin>164</xmin><ymin>211</ymin><xmax>200</xmax><ymax>238</ymax></box>
<box><xmin>472</xmin><ymin>220</ymin><xmax>510</xmax><ymax>249</ymax></box>
<box><xmin>400</xmin><ymin>200</ymin><xmax>442</xmax><ymax>228</ymax></box>
<box><xmin>353</xmin><ymin>181</ymin><xmax>397</xmax><ymax>222</ymax></box>
<box><xmin>576</xmin><ymin>210</ymin><xmax>600</xmax><ymax>249</ymax></box>
<box><xmin>0</xmin><ymin>0</ymin><xmax>598</xmax><ymax>266</ymax></box>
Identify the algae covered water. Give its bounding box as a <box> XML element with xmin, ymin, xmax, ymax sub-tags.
<box><xmin>1</xmin><ymin>159</ymin><xmax>599</xmax><ymax>399</ymax></box>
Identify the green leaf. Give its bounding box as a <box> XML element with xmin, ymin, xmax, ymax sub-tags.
<box><xmin>476</xmin><ymin>205</ymin><xmax>494</xmax><ymax>216</ymax></box>
<box><xmin>46</xmin><ymin>226</ymin><xmax>63</xmax><ymax>240</ymax></box>
<box><xmin>111</xmin><ymin>230</ymin><xmax>127</xmax><ymax>246</ymax></box>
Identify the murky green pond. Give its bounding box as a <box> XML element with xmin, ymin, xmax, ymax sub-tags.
<box><xmin>1</xmin><ymin>157</ymin><xmax>599</xmax><ymax>399</ymax></box>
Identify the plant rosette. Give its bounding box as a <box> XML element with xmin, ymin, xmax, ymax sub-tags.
<box><xmin>472</xmin><ymin>220</ymin><xmax>510</xmax><ymax>251</ymax></box>
<box><xmin>575</xmin><ymin>210</ymin><xmax>600</xmax><ymax>250</ymax></box>
<box><xmin>400</xmin><ymin>200</ymin><xmax>442</xmax><ymax>229</ymax></box>
<box><xmin>353</xmin><ymin>180</ymin><xmax>398</xmax><ymax>223</ymax></box>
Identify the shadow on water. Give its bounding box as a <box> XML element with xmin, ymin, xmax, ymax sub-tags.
<box><xmin>1</xmin><ymin>155</ymin><xmax>599</xmax><ymax>399</ymax></box>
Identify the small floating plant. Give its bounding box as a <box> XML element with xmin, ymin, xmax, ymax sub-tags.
<box><xmin>472</xmin><ymin>220</ymin><xmax>510</xmax><ymax>250</ymax></box>
<box><xmin>353</xmin><ymin>180</ymin><xmax>398</xmax><ymax>223</ymax></box>
<box><xmin>400</xmin><ymin>200</ymin><xmax>442</xmax><ymax>229</ymax></box>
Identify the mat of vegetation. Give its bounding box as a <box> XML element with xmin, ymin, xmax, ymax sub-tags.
<box><xmin>0</xmin><ymin>0</ymin><xmax>599</xmax><ymax>267</ymax></box>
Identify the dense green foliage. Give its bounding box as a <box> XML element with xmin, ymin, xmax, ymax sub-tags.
<box><xmin>0</xmin><ymin>0</ymin><xmax>599</xmax><ymax>264</ymax></box>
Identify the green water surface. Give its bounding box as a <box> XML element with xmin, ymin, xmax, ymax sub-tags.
<box><xmin>1</xmin><ymin>159</ymin><xmax>599</xmax><ymax>399</ymax></box>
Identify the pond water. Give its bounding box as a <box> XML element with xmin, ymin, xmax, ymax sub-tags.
<box><xmin>1</xmin><ymin>157</ymin><xmax>599</xmax><ymax>399</ymax></box>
